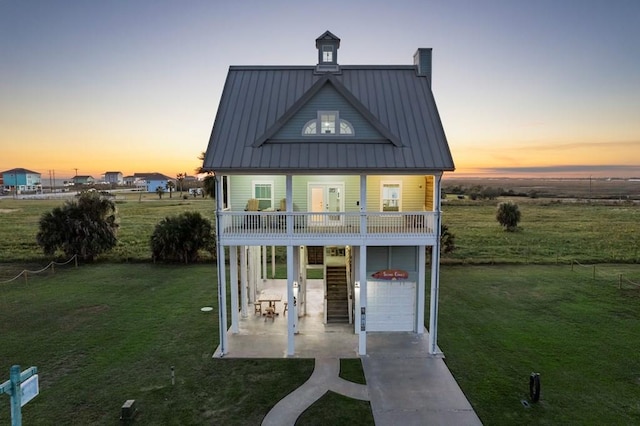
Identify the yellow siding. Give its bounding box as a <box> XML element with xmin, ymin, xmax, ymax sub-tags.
<box><xmin>366</xmin><ymin>175</ymin><xmax>431</xmax><ymax>212</ymax></box>
<box><xmin>425</xmin><ymin>175</ymin><xmax>434</xmax><ymax>211</ymax></box>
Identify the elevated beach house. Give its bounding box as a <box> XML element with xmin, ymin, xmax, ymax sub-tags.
<box><xmin>1</xmin><ymin>168</ymin><xmax>42</xmax><ymax>194</ymax></box>
<box><xmin>202</xmin><ymin>31</ymin><xmax>454</xmax><ymax>356</ymax></box>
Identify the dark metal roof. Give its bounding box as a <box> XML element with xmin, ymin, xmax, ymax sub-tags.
<box><xmin>203</xmin><ymin>65</ymin><xmax>454</xmax><ymax>174</ymax></box>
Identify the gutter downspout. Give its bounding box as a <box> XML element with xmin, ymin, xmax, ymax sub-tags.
<box><xmin>428</xmin><ymin>173</ymin><xmax>443</xmax><ymax>355</ymax></box>
<box><xmin>215</xmin><ymin>174</ymin><xmax>228</xmax><ymax>357</ymax></box>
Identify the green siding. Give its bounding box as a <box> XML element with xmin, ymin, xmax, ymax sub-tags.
<box><xmin>292</xmin><ymin>175</ymin><xmax>360</xmax><ymax>212</ymax></box>
<box><xmin>229</xmin><ymin>174</ymin><xmax>434</xmax><ymax>212</ymax></box>
<box><xmin>273</xmin><ymin>84</ymin><xmax>385</xmax><ymax>140</ymax></box>
<box><xmin>229</xmin><ymin>175</ymin><xmax>286</xmax><ymax>211</ymax></box>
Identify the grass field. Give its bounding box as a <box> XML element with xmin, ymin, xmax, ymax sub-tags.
<box><xmin>2</xmin><ymin>263</ymin><xmax>640</xmax><ymax>424</ymax></box>
<box><xmin>437</xmin><ymin>264</ymin><xmax>640</xmax><ymax>425</ymax></box>
<box><xmin>0</xmin><ymin>193</ymin><xmax>216</xmax><ymax>263</ymax></box>
<box><xmin>1</xmin><ymin>190</ymin><xmax>638</xmax><ymax>265</ymax></box>
<box><xmin>1</xmin><ymin>181</ymin><xmax>639</xmax><ymax>424</ymax></box>
<box><xmin>443</xmin><ymin>201</ymin><xmax>640</xmax><ymax>263</ymax></box>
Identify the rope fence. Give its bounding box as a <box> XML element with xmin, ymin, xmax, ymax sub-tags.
<box><xmin>571</xmin><ymin>259</ymin><xmax>640</xmax><ymax>290</ymax></box>
<box><xmin>0</xmin><ymin>255</ymin><xmax>78</xmax><ymax>284</ymax></box>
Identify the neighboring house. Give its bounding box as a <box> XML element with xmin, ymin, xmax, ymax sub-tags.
<box><xmin>104</xmin><ymin>171</ymin><xmax>123</xmax><ymax>185</ymax></box>
<box><xmin>1</xmin><ymin>168</ymin><xmax>42</xmax><ymax>194</ymax></box>
<box><xmin>133</xmin><ymin>172</ymin><xmax>172</xmax><ymax>193</ymax></box>
<box><xmin>72</xmin><ymin>175</ymin><xmax>95</xmax><ymax>185</ymax></box>
<box><xmin>203</xmin><ymin>31</ymin><xmax>454</xmax><ymax>357</ymax></box>
<box><xmin>122</xmin><ymin>175</ymin><xmax>136</xmax><ymax>186</ymax></box>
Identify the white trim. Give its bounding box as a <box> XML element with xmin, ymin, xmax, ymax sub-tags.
<box><xmin>251</xmin><ymin>180</ymin><xmax>274</xmax><ymax>210</ymax></box>
<box><xmin>307</xmin><ymin>182</ymin><xmax>345</xmax><ymax>225</ymax></box>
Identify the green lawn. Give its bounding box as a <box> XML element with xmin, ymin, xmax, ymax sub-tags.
<box><xmin>0</xmin><ymin>263</ymin><xmax>312</xmax><ymax>425</ymax></box>
<box><xmin>3</xmin><ymin>263</ymin><xmax>640</xmax><ymax>424</ymax></box>
<box><xmin>437</xmin><ymin>264</ymin><xmax>640</xmax><ymax>425</ymax></box>
<box><xmin>1</xmin><ymin>194</ymin><xmax>639</xmax><ymax>424</ymax></box>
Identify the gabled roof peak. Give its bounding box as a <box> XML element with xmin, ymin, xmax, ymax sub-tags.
<box><xmin>315</xmin><ymin>30</ymin><xmax>340</xmax><ymax>47</ymax></box>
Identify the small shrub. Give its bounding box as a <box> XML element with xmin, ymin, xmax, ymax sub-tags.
<box><xmin>496</xmin><ymin>201</ymin><xmax>521</xmax><ymax>231</ymax></box>
<box><xmin>150</xmin><ymin>211</ymin><xmax>215</xmax><ymax>263</ymax></box>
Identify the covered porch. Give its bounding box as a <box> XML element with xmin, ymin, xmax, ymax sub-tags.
<box><xmin>213</xmin><ymin>279</ymin><xmax>359</xmax><ymax>358</ymax></box>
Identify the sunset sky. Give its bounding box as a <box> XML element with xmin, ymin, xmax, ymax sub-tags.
<box><xmin>2</xmin><ymin>0</ymin><xmax>639</xmax><ymax>180</ymax></box>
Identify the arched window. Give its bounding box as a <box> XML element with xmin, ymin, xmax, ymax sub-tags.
<box><xmin>302</xmin><ymin>111</ymin><xmax>354</xmax><ymax>136</ymax></box>
<box><xmin>303</xmin><ymin>120</ymin><xmax>317</xmax><ymax>135</ymax></box>
<box><xmin>339</xmin><ymin>119</ymin><xmax>354</xmax><ymax>135</ymax></box>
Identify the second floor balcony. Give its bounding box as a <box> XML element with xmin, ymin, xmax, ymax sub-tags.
<box><xmin>217</xmin><ymin>210</ymin><xmax>438</xmax><ymax>246</ymax></box>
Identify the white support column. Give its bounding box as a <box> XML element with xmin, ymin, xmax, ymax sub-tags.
<box><xmin>417</xmin><ymin>245</ymin><xmax>426</xmax><ymax>334</ymax></box>
<box><xmin>286</xmin><ymin>175</ymin><xmax>293</xmax><ymax>234</ymax></box>
<box><xmin>229</xmin><ymin>246</ymin><xmax>239</xmax><ymax>334</ymax></box>
<box><xmin>428</xmin><ymin>174</ymin><xmax>443</xmax><ymax>355</ymax></box>
<box><xmin>240</xmin><ymin>246</ymin><xmax>248</xmax><ymax>317</ymax></box>
<box><xmin>248</xmin><ymin>247</ymin><xmax>259</xmax><ymax>301</ymax></box>
<box><xmin>271</xmin><ymin>246</ymin><xmax>276</xmax><ymax>279</ymax></box>
<box><xmin>359</xmin><ymin>175</ymin><xmax>367</xmax><ymax>235</ymax></box>
<box><xmin>214</xmin><ymin>175</ymin><xmax>228</xmax><ymax>356</ymax></box>
<box><xmin>262</xmin><ymin>245</ymin><xmax>267</xmax><ymax>281</ymax></box>
<box><xmin>299</xmin><ymin>246</ymin><xmax>306</xmax><ymax>316</ymax></box>
<box><xmin>354</xmin><ymin>246</ymin><xmax>361</xmax><ymax>335</ymax></box>
<box><xmin>358</xmin><ymin>245</ymin><xmax>367</xmax><ymax>355</ymax></box>
<box><xmin>287</xmin><ymin>245</ymin><xmax>295</xmax><ymax>356</ymax></box>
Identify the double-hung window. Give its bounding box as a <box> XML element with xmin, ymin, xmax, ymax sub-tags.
<box><xmin>252</xmin><ymin>181</ymin><xmax>273</xmax><ymax>210</ymax></box>
<box><xmin>381</xmin><ymin>181</ymin><xmax>402</xmax><ymax>212</ymax></box>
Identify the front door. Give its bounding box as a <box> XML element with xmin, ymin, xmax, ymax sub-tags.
<box><xmin>308</xmin><ymin>183</ymin><xmax>344</xmax><ymax>225</ymax></box>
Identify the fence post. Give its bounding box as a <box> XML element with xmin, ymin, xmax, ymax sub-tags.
<box><xmin>571</xmin><ymin>260</ymin><xmax>574</xmax><ymax>271</ymax></box>
<box><xmin>51</xmin><ymin>263</ymin><xmax>55</xmax><ymax>274</ymax></box>
<box><xmin>74</xmin><ymin>255</ymin><xmax>78</xmax><ymax>268</ymax></box>
<box><xmin>24</xmin><ymin>271</ymin><xmax>28</xmax><ymax>284</ymax></box>
<box><xmin>593</xmin><ymin>265</ymin><xmax>596</xmax><ymax>279</ymax></box>
<box><xmin>619</xmin><ymin>274</ymin><xmax>622</xmax><ymax>289</ymax></box>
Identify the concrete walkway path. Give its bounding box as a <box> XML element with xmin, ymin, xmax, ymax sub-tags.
<box><xmin>262</xmin><ymin>357</ymin><xmax>369</xmax><ymax>426</ymax></box>
<box><xmin>363</xmin><ymin>332</ymin><xmax>483</xmax><ymax>426</ymax></box>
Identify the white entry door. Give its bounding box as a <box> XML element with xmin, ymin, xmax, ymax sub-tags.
<box><xmin>308</xmin><ymin>183</ymin><xmax>344</xmax><ymax>226</ymax></box>
<box><xmin>366</xmin><ymin>281</ymin><xmax>416</xmax><ymax>332</ymax></box>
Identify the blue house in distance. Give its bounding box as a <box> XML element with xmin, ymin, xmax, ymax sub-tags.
<box><xmin>1</xmin><ymin>168</ymin><xmax>42</xmax><ymax>194</ymax></box>
<box><xmin>133</xmin><ymin>172</ymin><xmax>173</xmax><ymax>193</ymax></box>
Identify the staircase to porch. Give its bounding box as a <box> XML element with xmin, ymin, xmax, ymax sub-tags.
<box><xmin>326</xmin><ymin>265</ymin><xmax>349</xmax><ymax>324</ymax></box>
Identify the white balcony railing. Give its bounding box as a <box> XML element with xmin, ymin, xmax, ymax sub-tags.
<box><xmin>217</xmin><ymin>211</ymin><xmax>437</xmax><ymax>241</ymax></box>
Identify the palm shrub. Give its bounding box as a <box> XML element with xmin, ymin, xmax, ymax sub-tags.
<box><xmin>496</xmin><ymin>201</ymin><xmax>521</xmax><ymax>231</ymax></box>
<box><xmin>427</xmin><ymin>223</ymin><xmax>456</xmax><ymax>258</ymax></box>
<box><xmin>150</xmin><ymin>211</ymin><xmax>215</xmax><ymax>263</ymax></box>
<box><xmin>36</xmin><ymin>191</ymin><xmax>119</xmax><ymax>260</ymax></box>
<box><xmin>202</xmin><ymin>174</ymin><xmax>216</xmax><ymax>199</ymax></box>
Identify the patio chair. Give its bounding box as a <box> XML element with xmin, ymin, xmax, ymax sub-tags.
<box><xmin>245</xmin><ymin>198</ymin><xmax>260</xmax><ymax>228</ymax></box>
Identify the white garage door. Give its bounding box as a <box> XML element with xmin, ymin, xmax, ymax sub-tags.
<box><xmin>366</xmin><ymin>281</ymin><xmax>416</xmax><ymax>332</ymax></box>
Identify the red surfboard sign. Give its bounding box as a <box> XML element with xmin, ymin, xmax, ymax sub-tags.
<box><xmin>371</xmin><ymin>269</ymin><xmax>409</xmax><ymax>280</ymax></box>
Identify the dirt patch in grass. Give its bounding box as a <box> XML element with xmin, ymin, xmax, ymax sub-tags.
<box><xmin>72</xmin><ymin>304</ymin><xmax>111</xmax><ymax>315</ymax></box>
<box><xmin>0</xmin><ymin>208</ymin><xmax>18</xmax><ymax>213</ymax></box>
<box><xmin>59</xmin><ymin>304</ymin><xmax>111</xmax><ymax>330</ymax></box>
